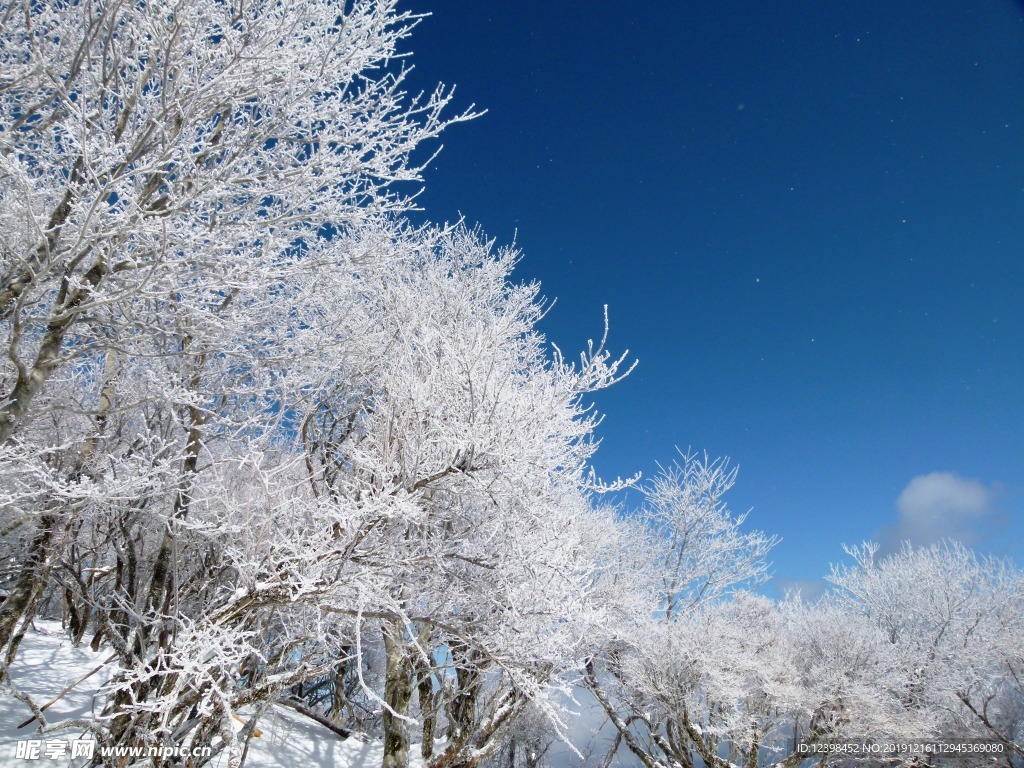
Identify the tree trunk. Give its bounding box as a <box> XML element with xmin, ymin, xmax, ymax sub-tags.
<box><xmin>0</xmin><ymin>513</ymin><xmax>60</xmax><ymax>679</ymax></box>
<box><xmin>0</xmin><ymin>256</ymin><xmax>108</xmax><ymax>444</ymax></box>
<box><xmin>417</xmin><ymin>652</ymin><xmax>437</xmax><ymax>760</ymax></box>
<box><xmin>382</xmin><ymin>619</ymin><xmax>414</xmax><ymax>768</ymax></box>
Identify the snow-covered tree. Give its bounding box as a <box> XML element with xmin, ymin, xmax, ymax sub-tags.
<box><xmin>585</xmin><ymin>453</ymin><xmax>783</xmax><ymax>768</ymax></box>
<box><xmin>3</xmin><ymin>199</ymin><xmax>637</xmax><ymax>761</ymax></box>
<box><xmin>825</xmin><ymin>542</ymin><xmax>1024</xmax><ymax>761</ymax></box>
<box><xmin>0</xmin><ymin>0</ymin><xmax>475</xmax><ymax>670</ymax></box>
<box><xmin>781</xmin><ymin>595</ymin><xmax>905</xmax><ymax>754</ymax></box>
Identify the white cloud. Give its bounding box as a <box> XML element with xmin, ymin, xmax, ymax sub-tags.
<box><xmin>880</xmin><ymin>471</ymin><xmax>995</xmax><ymax>553</ymax></box>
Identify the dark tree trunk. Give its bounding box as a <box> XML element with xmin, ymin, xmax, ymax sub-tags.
<box><xmin>0</xmin><ymin>513</ymin><xmax>60</xmax><ymax>678</ymax></box>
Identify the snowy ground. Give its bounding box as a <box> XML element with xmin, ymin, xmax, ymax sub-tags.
<box><xmin>0</xmin><ymin>621</ymin><xmax>388</xmax><ymax>767</ymax></box>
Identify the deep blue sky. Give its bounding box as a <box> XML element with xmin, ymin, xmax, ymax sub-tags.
<box><xmin>404</xmin><ymin>0</ymin><xmax>1024</xmax><ymax>591</ymax></box>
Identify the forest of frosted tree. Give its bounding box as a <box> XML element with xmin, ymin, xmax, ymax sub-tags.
<box><xmin>0</xmin><ymin>2</ymin><xmax>1021</xmax><ymax>767</ymax></box>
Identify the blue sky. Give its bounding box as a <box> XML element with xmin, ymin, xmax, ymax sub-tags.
<box><xmin>404</xmin><ymin>0</ymin><xmax>1024</xmax><ymax>591</ymax></box>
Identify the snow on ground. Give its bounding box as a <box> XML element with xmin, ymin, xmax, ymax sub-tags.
<box><xmin>0</xmin><ymin>621</ymin><xmax>389</xmax><ymax>767</ymax></box>
<box><xmin>0</xmin><ymin>620</ymin><xmax>111</xmax><ymax>764</ymax></box>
